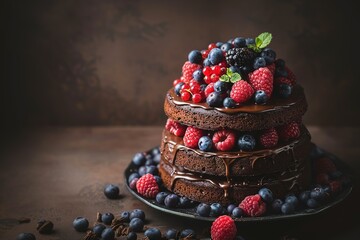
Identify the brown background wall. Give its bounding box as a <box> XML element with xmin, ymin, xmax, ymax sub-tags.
<box><xmin>4</xmin><ymin>0</ymin><xmax>360</xmax><ymax>127</ymax></box>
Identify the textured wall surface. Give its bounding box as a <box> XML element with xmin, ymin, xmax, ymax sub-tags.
<box><xmin>4</xmin><ymin>0</ymin><xmax>360</xmax><ymax>126</ymax></box>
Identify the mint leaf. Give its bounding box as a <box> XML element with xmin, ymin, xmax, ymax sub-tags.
<box><xmin>227</xmin><ymin>68</ymin><xmax>233</xmax><ymax>75</ymax></box>
<box><xmin>247</xmin><ymin>44</ymin><xmax>257</xmax><ymax>51</ymax></box>
<box><xmin>230</xmin><ymin>73</ymin><xmax>241</xmax><ymax>83</ymax></box>
<box><xmin>220</xmin><ymin>74</ymin><xmax>230</xmax><ymax>82</ymax></box>
<box><xmin>257</xmin><ymin>32</ymin><xmax>272</xmax><ymax>49</ymax></box>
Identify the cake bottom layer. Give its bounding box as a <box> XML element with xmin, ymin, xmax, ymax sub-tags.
<box><xmin>159</xmin><ymin>153</ymin><xmax>312</xmax><ymax>205</ymax></box>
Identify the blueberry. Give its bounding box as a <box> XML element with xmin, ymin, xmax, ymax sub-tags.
<box><xmin>281</xmin><ymin>202</ymin><xmax>295</xmax><ymax>214</ymax></box>
<box><xmin>276</xmin><ymin>84</ymin><xmax>292</xmax><ymax>98</ymax></box>
<box><xmin>221</xmin><ymin>43</ymin><xmax>233</xmax><ymax>52</ymax></box>
<box><xmin>254</xmin><ymin>90</ymin><xmax>269</xmax><ymax>104</ymax></box>
<box><xmin>193</xmin><ymin>69</ymin><xmax>204</xmax><ymax>83</ymax></box>
<box><xmin>223</xmin><ymin>97</ymin><xmax>236</xmax><ymax>108</ymax></box>
<box><xmin>229</xmin><ymin>66</ymin><xmax>241</xmax><ymax>74</ymax></box>
<box><xmin>130</xmin><ymin>209</ymin><xmax>145</xmax><ymax>221</ymax></box>
<box><xmin>120</xmin><ymin>211</ymin><xmax>131</xmax><ymax>222</ymax></box>
<box><xmin>129</xmin><ymin>178</ymin><xmax>138</xmax><ymax>190</ymax></box>
<box><xmin>216</xmin><ymin>42</ymin><xmax>224</xmax><ymax>47</ymax></box>
<box><xmin>275</xmin><ymin>67</ymin><xmax>288</xmax><ymax>78</ymax></box>
<box><xmin>151</xmin><ymin>147</ymin><xmax>160</xmax><ymax>156</ymax></box>
<box><xmin>232</xmin><ymin>207</ymin><xmax>243</xmax><ymax>218</ymax></box>
<box><xmin>145</xmin><ymin>158</ymin><xmax>155</xmax><ymax>166</ymax></box>
<box><xmin>146</xmin><ymin>165</ymin><xmax>158</xmax><ymax>175</ymax></box>
<box><xmin>275</xmin><ymin>59</ymin><xmax>286</xmax><ymax>68</ymax></box>
<box><xmin>180</xmin><ymin>229</ymin><xmax>196</xmax><ymax>239</ymax></box>
<box><xmin>128</xmin><ymin>173</ymin><xmax>140</xmax><ymax>184</ymax></box>
<box><xmin>179</xmin><ymin>196</ymin><xmax>192</xmax><ymax>208</ymax></box>
<box><xmin>164</xmin><ymin>194</ymin><xmax>180</xmax><ymax>208</ymax></box>
<box><xmin>198</xmin><ymin>136</ymin><xmax>213</xmax><ymax>152</ymax></box>
<box><xmin>16</xmin><ymin>233</ymin><xmax>36</xmax><ymax>240</ymax></box>
<box><xmin>260</xmin><ymin>48</ymin><xmax>276</xmax><ymax>64</ymax></box>
<box><xmin>174</xmin><ymin>82</ymin><xmax>184</xmax><ymax>96</ymax></box>
<box><xmin>165</xmin><ymin>228</ymin><xmax>178</xmax><ymax>239</ymax></box>
<box><xmin>206</xmin><ymin>92</ymin><xmax>223</xmax><ymax>107</ymax></box>
<box><xmin>144</xmin><ymin>228</ymin><xmax>162</xmax><ymax>240</ymax></box>
<box><xmin>101</xmin><ymin>227</ymin><xmax>115</xmax><ymax>240</ymax></box>
<box><xmin>203</xmin><ymin>58</ymin><xmax>212</xmax><ymax>66</ymax></box>
<box><xmin>101</xmin><ymin>212</ymin><xmax>114</xmax><ymax>225</ymax></box>
<box><xmin>138</xmin><ymin>166</ymin><xmax>147</xmax><ymax>176</ymax></box>
<box><xmin>129</xmin><ymin>218</ymin><xmax>144</xmax><ymax>232</ymax></box>
<box><xmin>93</xmin><ymin>224</ymin><xmax>106</xmax><ymax>237</ymax></box>
<box><xmin>253</xmin><ymin>57</ymin><xmax>267</xmax><ymax>69</ymax></box>
<box><xmin>233</xmin><ymin>37</ymin><xmax>246</xmax><ymax>47</ymax></box>
<box><xmin>132</xmin><ymin>152</ymin><xmax>146</xmax><ymax>166</ymax></box>
<box><xmin>188</xmin><ymin>50</ymin><xmax>202</xmax><ymax>64</ymax></box>
<box><xmin>196</xmin><ymin>203</ymin><xmax>211</xmax><ymax>217</ymax></box>
<box><xmin>285</xmin><ymin>194</ymin><xmax>299</xmax><ymax>208</ymax></box>
<box><xmin>306</xmin><ymin>198</ymin><xmax>320</xmax><ymax>208</ymax></box>
<box><xmin>227</xmin><ymin>204</ymin><xmax>237</xmax><ymax>214</ymax></box>
<box><xmin>200</xmin><ymin>84</ymin><xmax>207</xmax><ymax>92</ymax></box>
<box><xmin>127</xmin><ymin>231</ymin><xmax>137</xmax><ymax>240</ymax></box>
<box><xmin>299</xmin><ymin>190</ymin><xmax>311</xmax><ymax>204</ymax></box>
<box><xmin>156</xmin><ymin>192</ymin><xmax>169</xmax><ymax>204</ymax></box>
<box><xmin>154</xmin><ymin>175</ymin><xmax>162</xmax><ymax>185</ymax></box>
<box><xmin>245</xmin><ymin>38</ymin><xmax>255</xmax><ymax>46</ymax></box>
<box><xmin>73</xmin><ymin>217</ymin><xmax>89</xmax><ymax>232</ymax></box>
<box><xmin>258</xmin><ymin>188</ymin><xmax>274</xmax><ymax>203</ymax></box>
<box><xmin>210</xmin><ymin>203</ymin><xmax>223</xmax><ymax>217</ymax></box>
<box><xmin>104</xmin><ymin>184</ymin><xmax>120</xmax><ymax>199</ymax></box>
<box><xmin>208</xmin><ymin>48</ymin><xmax>224</xmax><ymax>65</ymax></box>
<box><xmin>272</xmin><ymin>199</ymin><xmax>283</xmax><ymax>213</ymax></box>
<box><xmin>237</xmin><ymin>134</ymin><xmax>256</xmax><ymax>151</ymax></box>
<box><xmin>214</xmin><ymin>80</ymin><xmax>230</xmax><ymax>93</ymax></box>
<box><xmin>310</xmin><ymin>187</ymin><xmax>327</xmax><ymax>202</ymax></box>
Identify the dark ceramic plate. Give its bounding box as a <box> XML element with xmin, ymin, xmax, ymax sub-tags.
<box><xmin>124</xmin><ymin>146</ymin><xmax>352</xmax><ymax>222</ymax></box>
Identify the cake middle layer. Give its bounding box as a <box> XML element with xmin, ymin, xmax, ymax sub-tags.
<box><xmin>159</xmin><ymin>128</ymin><xmax>312</xmax><ymax>204</ymax></box>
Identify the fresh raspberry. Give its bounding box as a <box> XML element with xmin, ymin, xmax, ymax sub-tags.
<box><xmin>314</xmin><ymin>157</ymin><xmax>337</xmax><ymax>174</ymax></box>
<box><xmin>278</xmin><ymin>122</ymin><xmax>300</xmax><ymax>142</ymax></box>
<box><xmin>136</xmin><ymin>173</ymin><xmax>159</xmax><ymax>198</ymax></box>
<box><xmin>230</xmin><ymin>80</ymin><xmax>254</xmax><ymax>103</ymax></box>
<box><xmin>165</xmin><ymin>119</ymin><xmax>186</xmax><ymax>137</ymax></box>
<box><xmin>212</xmin><ymin>130</ymin><xmax>236</xmax><ymax>151</ymax></box>
<box><xmin>210</xmin><ymin>215</ymin><xmax>237</xmax><ymax>240</ymax></box>
<box><xmin>274</xmin><ymin>77</ymin><xmax>294</xmax><ymax>86</ymax></box>
<box><xmin>248</xmin><ymin>67</ymin><xmax>274</xmax><ymax>97</ymax></box>
<box><xmin>182</xmin><ymin>61</ymin><xmax>201</xmax><ymax>83</ymax></box>
<box><xmin>259</xmin><ymin>128</ymin><xmax>278</xmax><ymax>148</ymax></box>
<box><xmin>183</xmin><ymin>126</ymin><xmax>204</xmax><ymax>148</ymax></box>
<box><xmin>315</xmin><ymin>173</ymin><xmax>330</xmax><ymax>185</ymax></box>
<box><xmin>267</xmin><ymin>63</ymin><xmax>276</xmax><ymax>74</ymax></box>
<box><xmin>239</xmin><ymin>194</ymin><xmax>266</xmax><ymax>217</ymax></box>
<box><xmin>285</xmin><ymin>66</ymin><xmax>296</xmax><ymax>85</ymax></box>
<box><xmin>204</xmin><ymin>82</ymin><xmax>215</xmax><ymax>97</ymax></box>
<box><xmin>329</xmin><ymin>180</ymin><xmax>342</xmax><ymax>194</ymax></box>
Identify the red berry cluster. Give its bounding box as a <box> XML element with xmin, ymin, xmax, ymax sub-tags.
<box><xmin>166</xmin><ymin>119</ymin><xmax>302</xmax><ymax>151</ymax></box>
<box><xmin>172</xmin><ymin>34</ymin><xmax>297</xmax><ymax>108</ymax></box>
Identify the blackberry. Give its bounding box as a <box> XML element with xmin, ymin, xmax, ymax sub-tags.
<box><xmin>225</xmin><ymin>47</ymin><xmax>257</xmax><ymax>68</ymax></box>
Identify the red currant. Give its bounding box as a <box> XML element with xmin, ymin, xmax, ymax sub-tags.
<box><xmin>220</xmin><ymin>67</ymin><xmax>227</xmax><ymax>75</ymax></box>
<box><xmin>190</xmin><ymin>83</ymin><xmax>201</xmax><ymax>94</ymax></box>
<box><xmin>210</xmin><ymin>73</ymin><xmax>219</xmax><ymax>82</ymax></box>
<box><xmin>218</xmin><ymin>61</ymin><xmax>227</xmax><ymax>68</ymax></box>
<box><xmin>203</xmin><ymin>66</ymin><xmax>212</xmax><ymax>76</ymax></box>
<box><xmin>204</xmin><ymin>83</ymin><xmax>215</xmax><ymax>97</ymax></box>
<box><xmin>181</xmin><ymin>83</ymin><xmax>190</xmax><ymax>91</ymax></box>
<box><xmin>181</xmin><ymin>91</ymin><xmax>191</xmax><ymax>101</ymax></box>
<box><xmin>208</xmin><ymin>43</ymin><xmax>217</xmax><ymax>50</ymax></box>
<box><xmin>212</xmin><ymin>65</ymin><xmax>222</xmax><ymax>76</ymax></box>
<box><xmin>201</xmin><ymin>49</ymin><xmax>209</xmax><ymax>59</ymax></box>
<box><xmin>192</xmin><ymin>93</ymin><xmax>202</xmax><ymax>103</ymax></box>
<box><xmin>204</xmin><ymin>75</ymin><xmax>211</xmax><ymax>84</ymax></box>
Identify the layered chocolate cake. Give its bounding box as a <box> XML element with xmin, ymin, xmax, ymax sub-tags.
<box><xmin>158</xmin><ymin>32</ymin><xmax>313</xmax><ymax>205</ymax></box>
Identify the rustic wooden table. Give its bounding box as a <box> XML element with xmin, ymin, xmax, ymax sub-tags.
<box><xmin>0</xmin><ymin>126</ymin><xmax>359</xmax><ymax>239</ymax></box>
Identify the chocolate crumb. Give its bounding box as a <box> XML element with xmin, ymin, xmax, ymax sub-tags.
<box><xmin>36</xmin><ymin>220</ymin><xmax>54</xmax><ymax>234</ymax></box>
<box><xmin>17</xmin><ymin>217</ymin><xmax>31</xmax><ymax>224</ymax></box>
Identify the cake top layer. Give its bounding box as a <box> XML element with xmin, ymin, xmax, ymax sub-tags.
<box><xmin>172</xmin><ymin>32</ymin><xmax>298</xmax><ymax>110</ymax></box>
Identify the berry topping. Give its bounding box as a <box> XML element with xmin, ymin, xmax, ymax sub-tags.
<box><xmin>239</xmin><ymin>194</ymin><xmax>267</xmax><ymax>217</ymax></box>
<box><xmin>230</xmin><ymin>80</ymin><xmax>254</xmax><ymax>103</ymax></box>
<box><xmin>237</xmin><ymin>134</ymin><xmax>256</xmax><ymax>151</ymax></box>
<box><xmin>223</xmin><ymin>97</ymin><xmax>236</xmax><ymax>108</ymax></box>
<box><xmin>196</xmin><ymin>203</ymin><xmax>211</xmax><ymax>217</ymax></box>
<box><xmin>183</xmin><ymin>126</ymin><xmax>204</xmax><ymax>148</ymax></box>
<box><xmin>206</xmin><ymin>91</ymin><xmax>224</xmax><ymax>107</ymax></box>
<box><xmin>165</xmin><ymin>119</ymin><xmax>186</xmax><ymax>137</ymax></box>
<box><xmin>198</xmin><ymin>135</ymin><xmax>213</xmax><ymax>152</ymax></box>
<box><xmin>276</xmin><ymin>83</ymin><xmax>293</xmax><ymax>98</ymax></box>
<box><xmin>136</xmin><ymin>173</ymin><xmax>159</xmax><ymax>199</ymax></box>
<box><xmin>208</xmin><ymin>48</ymin><xmax>224</xmax><ymax>65</ymax></box>
<box><xmin>210</xmin><ymin>215</ymin><xmax>237</xmax><ymax>240</ymax></box>
<box><xmin>226</xmin><ymin>47</ymin><xmax>257</xmax><ymax>68</ymax></box>
<box><xmin>182</xmin><ymin>61</ymin><xmax>201</xmax><ymax>83</ymax></box>
<box><xmin>254</xmin><ymin>90</ymin><xmax>269</xmax><ymax>104</ymax></box>
<box><xmin>188</xmin><ymin>50</ymin><xmax>203</xmax><ymax>64</ymax></box>
<box><xmin>278</xmin><ymin>121</ymin><xmax>300</xmax><ymax>142</ymax></box>
<box><xmin>212</xmin><ymin>130</ymin><xmax>236</xmax><ymax>151</ymax></box>
<box><xmin>248</xmin><ymin>67</ymin><xmax>274</xmax><ymax>97</ymax></box>
<box><xmin>258</xmin><ymin>187</ymin><xmax>274</xmax><ymax>203</ymax></box>
<box><xmin>259</xmin><ymin>128</ymin><xmax>279</xmax><ymax>148</ymax></box>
